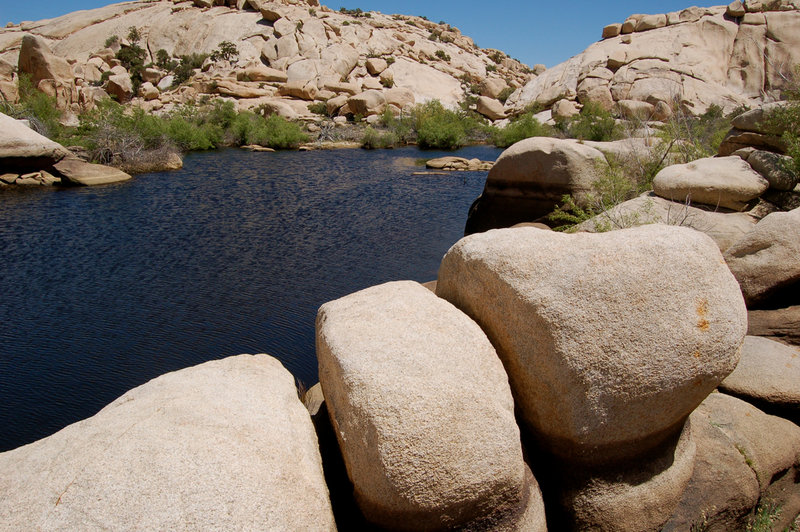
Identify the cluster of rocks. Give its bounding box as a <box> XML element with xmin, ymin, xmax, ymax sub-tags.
<box><xmin>2</xmin><ymin>221</ymin><xmax>798</xmax><ymax>530</ymax></box>
<box><xmin>0</xmin><ymin>0</ymin><xmax>536</xmax><ymax>125</ymax></box>
<box><xmin>425</xmin><ymin>155</ymin><xmax>494</xmax><ymax>171</ymax></box>
<box><xmin>506</xmin><ymin>2</ymin><xmax>800</xmax><ymax>121</ymax></box>
<box><xmin>0</xmin><ymin>111</ymin><xmax>132</xmax><ymax>187</ymax></box>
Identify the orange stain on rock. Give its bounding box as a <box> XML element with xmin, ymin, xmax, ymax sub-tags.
<box><xmin>696</xmin><ymin>299</ymin><xmax>709</xmax><ymax>331</ymax></box>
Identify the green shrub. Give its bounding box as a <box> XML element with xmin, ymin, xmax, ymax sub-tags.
<box><xmin>658</xmin><ymin>104</ymin><xmax>741</xmax><ymax>163</ymax></box>
<box><xmin>558</xmin><ymin>101</ymin><xmax>619</xmax><ymax>141</ymax></box>
<box><xmin>210</xmin><ymin>41</ymin><xmax>238</xmax><ymax>63</ymax></box>
<box><xmin>412</xmin><ymin>100</ymin><xmax>472</xmax><ymax>149</ymax></box>
<box><xmin>361</xmin><ymin>126</ymin><xmax>397</xmax><ymax>149</ymax></box>
<box><xmin>486</xmin><ymin>64</ymin><xmax>497</xmax><ymax>73</ymax></box>
<box><xmin>115</xmin><ymin>43</ymin><xmax>147</xmax><ymax>93</ymax></box>
<box><xmin>127</xmin><ymin>26</ymin><xmax>141</xmax><ymax>44</ymax></box>
<box><xmin>497</xmin><ymin>86</ymin><xmax>515</xmax><ymax>104</ymax></box>
<box><xmin>434</xmin><ymin>50</ymin><xmax>450</xmax><ymax>62</ymax></box>
<box><xmin>307</xmin><ymin>101</ymin><xmax>329</xmax><ymax>116</ymax></box>
<box><xmin>490</xmin><ymin>112</ymin><xmax>552</xmax><ymax>148</ymax></box>
<box><xmin>9</xmin><ymin>73</ymin><xmax>64</xmax><ymax>140</ymax></box>
<box><xmin>104</xmin><ymin>35</ymin><xmax>119</xmax><ymax>48</ymax></box>
<box><xmin>172</xmin><ymin>53</ymin><xmax>209</xmax><ymax>86</ymax></box>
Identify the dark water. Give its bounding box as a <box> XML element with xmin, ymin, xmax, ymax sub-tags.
<box><xmin>0</xmin><ymin>145</ymin><xmax>499</xmax><ymax>452</ymax></box>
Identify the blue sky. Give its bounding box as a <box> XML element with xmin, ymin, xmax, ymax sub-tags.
<box><xmin>1</xmin><ymin>0</ymin><xmax>719</xmax><ymax>67</ymax></box>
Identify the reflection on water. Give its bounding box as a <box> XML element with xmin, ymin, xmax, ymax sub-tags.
<box><xmin>0</xmin><ymin>145</ymin><xmax>500</xmax><ymax>451</ymax></box>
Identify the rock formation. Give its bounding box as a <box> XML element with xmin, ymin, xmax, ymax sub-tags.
<box><xmin>506</xmin><ymin>2</ymin><xmax>800</xmax><ymax>118</ymax></box>
<box><xmin>0</xmin><ymin>354</ymin><xmax>337</xmax><ymax>530</ymax></box>
<box><xmin>0</xmin><ymin>0</ymin><xmax>532</xmax><ymax>122</ymax></box>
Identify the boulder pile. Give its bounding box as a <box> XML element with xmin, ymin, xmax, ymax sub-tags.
<box><xmin>506</xmin><ymin>2</ymin><xmax>800</xmax><ymax>119</ymax></box>
<box><xmin>3</xmin><ymin>220</ymin><xmax>798</xmax><ymax>529</ymax></box>
<box><xmin>0</xmin><ymin>0</ymin><xmax>534</xmax><ymax>123</ymax></box>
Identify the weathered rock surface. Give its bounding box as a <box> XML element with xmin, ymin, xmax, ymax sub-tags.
<box><xmin>653</xmin><ymin>156</ymin><xmax>769</xmax><ymax>211</ymax></box>
<box><xmin>476</xmin><ymin>95</ymin><xmax>506</xmax><ymax>120</ymax></box>
<box><xmin>53</xmin><ymin>158</ymin><xmax>132</xmax><ymax>186</ymax></box>
<box><xmin>720</xmin><ymin>336</ymin><xmax>800</xmax><ymax>413</ymax></box>
<box><xmin>316</xmin><ymin>281</ymin><xmax>546</xmax><ymax>531</ymax></box>
<box><xmin>465</xmin><ymin>137</ymin><xmax>608</xmax><ymax>234</ymax></box>
<box><xmin>437</xmin><ymin>225</ymin><xmax>747</xmax><ymax>465</ymax></box>
<box><xmin>748</xmin><ymin>149</ymin><xmax>799</xmax><ymax>191</ymax></box>
<box><xmin>426</xmin><ymin>156</ymin><xmax>493</xmax><ymax>171</ymax></box>
<box><xmin>0</xmin><ymin>112</ymin><xmax>70</xmax><ymax>171</ymax></box>
<box><xmin>0</xmin><ymin>354</ymin><xmax>336</xmax><ymax>530</ymax></box>
<box><xmin>723</xmin><ymin>207</ymin><xmax>800</xmax><ymax>306</ymax></box>
<box><xmin>748</xmin><ymin>305</ymin><xmax>800</xmax><ymax>347</ymax></box>
<box><xmin>507</xmin><ymin>6</ymin><xmax>800</xmax><ymax>117</ymax></box>
<box><xmin>577</xmin><ymin>192</ymin><xmax>758</xmax><ymax>252</ymax></box>
<box><xmin>18</xmin><ymin>34</ymin><xmax>73</xmax><ymax>85</ymax></box>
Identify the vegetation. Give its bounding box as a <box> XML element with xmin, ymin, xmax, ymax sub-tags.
<box><xmin>172</xmin><ymin>53</ymin><xmax>209</xmax><ymax>87</ymax></box>
<box><xmin>490</xmin><ymin>111</ymin><xmax>552</xmax><ymax>148</ymax></box>
<box><xmin>556</xmin><ymin>102</ymin><xmax>620</xmax><ymax>142</ymax></box>
<box><xmin>658</xmin><ymin>103</ymin><xmax>740</xmax><ymax>163</ymax></box>
<box><xmin>745</xmin><ymin>500</ymin><xmax>782</xmax><ymax>532</ymax></box>
<box><xmin>361</xmin><ymin>126</ymin><xmax>397</xmax><ymax>149</ymax></box>
<box><xmin>339</xmin><ymin>7</ymin><xmax>370</xmax><ymax>17</ymax></box>
<box><xmin>2</xmin><ymin>74</ymin><xmax>65</xmax><ymax>141</ymax></box>
<box><xmin>768</xmin><ymin>66</ymin><xmax>800</xmax><ymax>176</ymax></box>
<box><xmin>434</xmin><ymin>50</ymin><xmax>451</xmax><ymax>62</ymax></box>
<box><xmin>112</xmin><ymin>27</ymin><xmax>147</xmax><ymax>95</ymax></box>
<box><xmin>413</xmin><ymin>100</ymin><xmax>484</xmax><ymax>149</ymax></box>
<box><xmin>210</xmin><ymin>41</ymin><xmax>238</xmax><ymax>63</ymax></box>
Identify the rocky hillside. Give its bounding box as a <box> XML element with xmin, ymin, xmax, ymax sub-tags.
<box><xmin>0</xmin><ymin>0</ymin><xmax>534</xmax><ymax>121</ymax></box>
<box><xmin>506</xmin><ymin>0</ymin><xmax>800</xmax><ymax>118</ymax></box>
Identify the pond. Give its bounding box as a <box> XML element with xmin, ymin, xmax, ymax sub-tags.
<box><xmin>0</xmin><ymin>145</ymin><xmax>500</xmax><ymax>452</ymax></box>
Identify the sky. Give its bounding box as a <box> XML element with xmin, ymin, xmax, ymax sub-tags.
<box><xmin>1</xmin><ymin>0</ymin><xmax>720</xmax><ymax>67</ymax></box>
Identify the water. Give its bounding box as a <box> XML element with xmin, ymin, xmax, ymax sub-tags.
<box><xmin>0</xmin><ymin>145</ymin><xmax>499</xmax><ymax>452</ymax></box>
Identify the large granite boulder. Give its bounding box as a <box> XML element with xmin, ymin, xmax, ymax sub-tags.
<box><xmin>18</xmin><ymin>34</ymin><xmax>74</xmax><ymax>85</ymax></box>
<box><xmin>576</xmin><ymin>192</ymin><xmax>757</xmax><ymax>252</ymax></box>
<box><xmin>0</xmin><ymin>354</ymin><xmax>336</xmax><ymax>530</ymax></box>
<box><xmin>0</xmin><ymin>112</ymin><xmax>71</xmax><ymax>172</ymax></box>
<box><xmin>53</xmin><ymin>158</ymin><xmax>132</xmax><ymax>186</ymax></box>
<box><xmin>653</xmin><ymin>156</ymin><xmax>769</xmax><ymax>211</ymax></box>
<box><xmin>720</xmin><ymin>336</ymin><xmax>800</xmax><ymax>413</ymax></box>
<box><xmin>723</xmin><ymin>207</ymin><xmax>800</xmax><ymax>306</ymax></box>
<box><xmin>437</xmin><ymin>225</ymin><xmax>747</xmax><ymax>465</ymax></box>
<box><xmin>466</xmin><ymin>137</ymin><xmax>608</xmax><ymax>234</ymax></box>
<box><xmin>747</xmin><ymin>149</ymin><xmax>799</xmax><ymax>191</ymax></box>
<box><xmin>317</xmin><ymin>281</ymin><xmax>546</xmax><ymax>531</ymax></box>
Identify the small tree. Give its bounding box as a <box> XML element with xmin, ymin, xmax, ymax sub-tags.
<box><xmin>127</xmin><ymin>26</ymin><xmax>141</xmax><ymax>45</ymax></box>
<box><xmin>210</xmin><ymin>41</ymin><xmax>239</xmax><ymax>63</ymax></box>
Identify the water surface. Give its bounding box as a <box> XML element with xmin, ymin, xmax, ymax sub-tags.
<box><xmin>0</xmin><ymin>145</ymin><xmax>499</xmax><ymax>451</ymax></box>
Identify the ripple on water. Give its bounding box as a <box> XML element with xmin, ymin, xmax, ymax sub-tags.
<box><xmin>0</xmin><ymin>145</ymin><xmax>501</xmax><ymax>451</ymax></box>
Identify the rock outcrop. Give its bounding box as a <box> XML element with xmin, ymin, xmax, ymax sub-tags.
<box><xmin>437</xmin><ymin>225</ymin><xmax>747</xmax><ymax>466</ymax></box>
<box><xmin>0</xmin><ymin>354</ymin><xmax>336</xmax><ymax>530</ymax></box>
<box><xmin>506</xmin><ymin>4</ymin><xmax>800</xmax><ymax>118</ymax></box>
<box><xmin>0</xmin><ymin>0</ymin><xmax>532</xmax><ymax>121</ymax></box>
<box><xmin>466</xmin><ymin>137</ymin><xmax>608</xmax><ymax>234</ymax></box>
<box><xmin>316</xmin><ymin>281</ymin><xmax>546</xmax><ymax>531</ymax></box>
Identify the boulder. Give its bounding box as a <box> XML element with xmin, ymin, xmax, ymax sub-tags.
<box><xmin>365</xmin><ymin>57</ymin><xmax>387</xmax><ymax>75</ymax></box>
<box><xmin>653</xmin><ymin>156</ymin><xmax>769</xmax><ymax>211</ymax></box>
<box><xmin>748</xmin><ymin>306</ymin><xmax>800</xmax><ymax>347</ymax></box>
<box><xmin>727</xmin><ymin>0</ymin><xmax>747</xmax><ymax>17</ymax></box>
<box><xmin>237</xmin><ymin>65</ymin><xmax>288</xmax><ymax>83</ymax></box>
<box><xmin>662</xmin><ymin>394</ymin><xmax>761</xmax><ymax>532</ymax></box>
<box><xmin>138</xmin><ymin>81</ymin><xmax>159</xmax><ymax>101</ymax></box>
<box><xmin>476</xmin><ymin>95</ymin><xmax>506</xmax><ymax>121</ymax></box>
<box><xmin>617</xmin><ymin>99</ymin><xmax>655</xmax><ymax>120</ymax></box>
<box><xmin>278</xmin><ymin>80</ymin><xmax>318</xmax><ymax>100</ymax></box>
<box><xmin>719</xmin><ymin>129</ymin><xmax>787</xmax><ymax>156</ymax></box>
<box><xmin>141</xmin><ymin>67</ymin><xmax>162</xmax><ymax>85</ymax></box>
<box><xmin>731</xmin><ymin>102</ymin><xmax>789</xmax><ymax>135</ymax></box>
<box><xmin>723</xmin><ymin>208</ymin><xmax>800</xmax><ymax>306</ymax></box>
<box><xmin>52</xmin><ymin>158</ymin><xmax>132</xmax><ymax>186</ymax></box>
<box><xmin>18</xmin><ymin>34</ymin><xmax>73</xmax><ymax>85</ymax></box>
<box><xmin>216</xmin><ymin>80</ymin><xmax>272</xmax><ymax>99</ymax></box>
<box><xmin>560</xmin><ymin>419</ymin><xmax>696</xmax><ymax>532</ymax></box>
<box><xmin>481</xmin><ymin>78</ymin><xmax>509</xmax><ymax>100</ymax></box>
<box><xmin>0</xmin><ymin>112</ymin><xmax>71</xmax><ymax>171</ymax></box>
<box><xmin>747</xmin><ymin>150</ymin><xmax>798</xmax><ymax>191</ymax></box>
<box><xmin>699</xmin><ymin>392</ymin><xmax>800</xmax><ymax>490</ymax></box>
<box><xmin>383</xmin><ymin>87</ymin><xmax>415</xmax><ymax>109</ymax></box>
<box><xmin>0</xmin><ymin>355</ymin><xmax>336</xmax><ymax>530</ymax></box>
<box><xmin>577</xmin><ymin>193</ymin><xmax>758</xmax><ymax>252</ymax></box>
<box><xmin>602</xmin><ymin>23</ymin><xmax>622</xmax><ymax>39</ymax></box>
<box><xmin>551</xmin><ymin>99</ymin><xmax>579</xmax><ymax>120</ymax></box>
<box><xmin>720</xmin><ymin>336</ymin><xmax>800</xmax><ymax>414</ymax></box>
<box><xmin>106</xmin><ymin>73</ymin><xmax>133</xmax><ymax>102</ymax></box>
<box><xmin>636</xmin><ymin>14</ymin><xmax>668</xmax><ymax>31</ymax></box>
<box><xmin>437</xmin><ymin>225</ymin><xmax>747</xmax><ymax>465</ymax></box>
<box><xmin>322</xmin><ymin>81</ymin><xmax>360</xmax><ymax>95</ymax></box>
<box><xmin>347</xmin><ymin>90</ymin><xmax>386</xmax><ymax>116</ymax></box>
<box><xmin>465</xmin><ymin>137</ymin><xmax>608</xmax><ymax>234</ymax></box>
<box><xmin>317</xmin><ymin>281</ymin><xmax>546</xmax><ymax>531</ymax></box>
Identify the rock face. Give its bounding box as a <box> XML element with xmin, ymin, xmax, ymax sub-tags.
<box><xmin>437</xmin><ymin>225</ymin><xmax>747</xmax><ymax>465</ymax></box>
<box><xmin>720</xmin><ymin>336</ymin><xmax>800</xmax><ymax>412</ymax></box>
<box><xmin>466</xmin><ymin>137</ymin><xmax>608</xmax><ymax>234</ymax></box>
<box><xmin>507</xmin><ymin>5</ymin><xmax>800</xmax><ymax>117</ymax></box>
<box><xmin>0</xmin><ymin>0</ymin><xmax>532</xmax><ymax>114</ymax></box>
<box><xmin>18</xmin><ymin>34</ymin><xmax>73</xmax><ymax>85</ymax></box>
<box><xmin>52</xmin><ymin>158</ymin><xmax>132</xmax><ymax>186</ymax></box>
<box><xmin>316</xmin><ymin>281</ymin><xmax>546</xmax><ymax>531</ymax></box>
<box><xmin>0</xmin><ymin>112</ymin><xmax>70</xmax><ymax>171</ymax></box>
<box><xmin>723</xmin><ymin>207</ymin><xmax>800</xmax><ymax>306</ymax></box>
<box><xmin>652</xmin><ymin>156</ymin><xmax>769</xmax><ymax>211</ymax></box>
<box><xmin>0</xmin><ymin>354</ymin><xmax>336</xmax><ymax>530</ymax></box>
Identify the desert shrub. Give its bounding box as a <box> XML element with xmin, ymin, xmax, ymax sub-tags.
<box><xmin>155</xmin><ymin>49</ymin><xmax>177</xmax><ymax>71</ymax></box>
<box><xmin>746</xmin><ymin>500</ymin><xmax>782</xmax><ymax>532</ymax></box>
<box><xmin>172</xmin><ymin>53</ymin><xmax>209</xmax><ymax>86</ymax></box>
<box><xmin>489</xmin><ymin>51</ymin><xmax>504</xmax><ymax>64</ymax></box>
<box><xmin>434</xmin><ymin>50</ymin><xmax>450</xmax><ymax>62</ymax></box>
<box><xmin>361</xmin><ymin>126</ymin><xmax>397</xmax><ymax>149</ymax></box>
<box><xmin>307</xmin><ymin>101</ymin><xmax>329</xmax><ymax>116</ymax></box>
<box><xmin>9</xmin><ymin>73</ymin><xmax>64</xmax><ymax>140</ymax></box>
<box><xmin>497</xmin><ymin>86</ymin><xmax>515</xmax><ymax>104</ymax></box>
<box><xmin>490</xmin><ymin>112</ymin><xmax>553</xmax><ymax>148</ymax></box>
<box><xmin>658</xmin><ymin>104</ymin><xmax>740</xmax><ymax>163</ymax></box>
<box><xmin>766</xmin><ymin>67</ymin><xmax>800</xmax><ymax>175</ymax></box>
<box><xmin>486</xmin><ymin>63</ymin><xmax>497</xmax><ymax>73</ymax></box>
<box><xmin>210</xmin><ymin>41</ymin><xmax>238</xmax><ymax>63</ymax></box>
<box><xmin>412</xmin><ymin>100</ymin><xmax>478</xmax><ymax>150</ymax></box>
<box><xmin>380</xmin><ymin>77</ymin><xmax>394</xmax><ymax>88</ymax></box>
<box><xmin>115</xmin><ymin>43</ymin><xmax>147</xmax><ymax>93</ymax></box>
<box><xmin>385</xmin><ymin>56</ymin><xmax>395</xmax><ymax>66</ymax></box>
<box><xmin>259</xmin><ymin>114</ymin><xmax>308</xmax><ymax>149</ymax></box>
<box><xmin>558</xmin><ymin>101</ymin><xmax>619</xmax><ymax>141</ymax></box>
<box><xmin>104</xmin><ymin>35</ymin><xmax>119</xmax><ymax>48</ymax></box>
<box><xmin>126</xmin><ymin>26</ymin><xmax>141</xmax><ymax>44</ymax></box>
